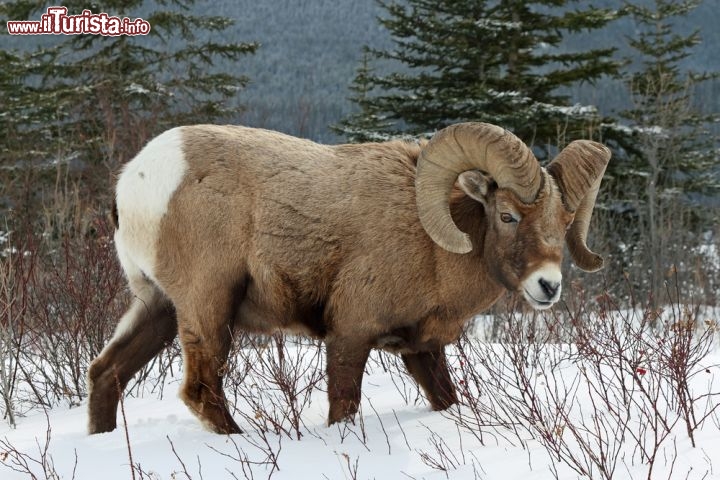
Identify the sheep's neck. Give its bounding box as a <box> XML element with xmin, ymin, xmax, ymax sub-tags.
<box><xmin>432</xmin><ymin>193</ymin><xmax>506</xmax><ymax>318</ymax></box>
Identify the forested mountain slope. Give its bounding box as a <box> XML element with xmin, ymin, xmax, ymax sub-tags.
<box><xmin>215</xmin><ymin>0</ymin><xmax>719</xmax><ymax>141</ymax></box>
<box><xmin>4</xmin><ymin>0</ymin><xmax>718</xmax><ymax>141</ymax></box>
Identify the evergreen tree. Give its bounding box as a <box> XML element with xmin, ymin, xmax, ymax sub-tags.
<box><xmin>607</xmin><ymin>0</ymin><xmax>719</xmax><ymax>300</ymax></box>
<box><xmin>333</xmin><ymin>50</ymin><xmax>394</xmax><ymax>142</ymax></box>
<box><xmin>0</xmin><ymin>0</ymin><xmax>258</xmax><ymax>210</ymax></box>
<box><xmin>620</xmin><ymin>0</ymin><xmax>718</xmax><ymax>202</ymax></box>
<box><xmin>0</xmin><ymin>49</ymin><xmax>38</xmax><ymax>165</ymax></box>
<box><xmin>336</xmin><ymin>0</ymin><xmax>622</xmax><ymax>156</ymax></box>
<box><xmin>0</xmin><ymin>46</ymin><xmax>66</xmax><ymax>214</ymax></box>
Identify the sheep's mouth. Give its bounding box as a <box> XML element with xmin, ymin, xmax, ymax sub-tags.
<box><xmin>523</xmin><ymin>289</ymin><xmax>554</xmax><ymax>309</ymax></box>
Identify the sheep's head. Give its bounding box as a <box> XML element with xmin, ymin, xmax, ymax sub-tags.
<box><xmin>416</xmin><ymin>123</ymin><xmax>610</xmax><ymax>310</ymax></box>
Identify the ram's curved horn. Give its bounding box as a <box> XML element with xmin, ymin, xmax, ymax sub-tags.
<box><xmin>547</xmin><ymin>141</ymin><xmax>611</xmax><ymax>272</ymax></box>
<box><xmin>416</xmin><ymin>122</ymin><xmax>542</xmax><ymax>254</ymax></box>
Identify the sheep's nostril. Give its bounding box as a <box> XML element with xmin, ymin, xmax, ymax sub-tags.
<box><xmin>538</xmin><ymin>278</ymin><xmax>560</xmax><ymax>299</ymax></box>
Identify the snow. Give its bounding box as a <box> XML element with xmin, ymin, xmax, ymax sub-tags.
<box><xmin>1</xmin><ymin>326</ymin><xmax>719</xmax><ymax>479</ymax></box>
<box><xmin>531</xmin><ymin>102</ymin><xmax>598</xmax><ymax>118</ymax></box>
<box><xmin>697</xmin><ymin>243</ymin><xmax>719</xmax><ymax>269</ymax></box>
<box><xmin>126</xmin><ymin>83</ymin><xmax>151</xmax><ymax>95</ymax></box>
<box><xmin>612</xmin><ymin>123</ymin><xmax>668</xmax><ymax>138</ymax></box>
<box><xmin>474</xmin><ymin>19</ymin><xmax>522</xmax><ymax>31</ymax></box>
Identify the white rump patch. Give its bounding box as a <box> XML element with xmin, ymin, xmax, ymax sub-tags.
<box><xmin>115</xmin><ymin>127</ymin><xmax>188</xmax><ymax>282</ymax></box>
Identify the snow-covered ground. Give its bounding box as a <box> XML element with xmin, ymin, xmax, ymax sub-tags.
<box><xmin>1</xmin><ymin>322</ymin><xmax>719</xmax><ymax>480</ymax></box>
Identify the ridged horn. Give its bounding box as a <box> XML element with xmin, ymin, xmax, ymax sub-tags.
<box><xmin>547</xmin><ymin>141</ymin><xmax>611</xmax><ymax>272</ymax></box>
<box><xmin>416</xmin><ymin>122</ymin><xmax>542</xmax><ymax>254</ymax></box>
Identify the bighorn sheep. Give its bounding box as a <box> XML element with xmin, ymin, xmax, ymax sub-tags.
<box><xmin>87</xmin><ymin>122</ymin><xmax>610</xmax><ymax>434</ymax></box>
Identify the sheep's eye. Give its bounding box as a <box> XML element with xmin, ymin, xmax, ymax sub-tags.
<box><xmin>500</xmin><ymin>212</ymin><xmax>516</xmax><ymax>223</ymax></box>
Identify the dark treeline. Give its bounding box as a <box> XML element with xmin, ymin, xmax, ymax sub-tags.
<box><xmin>3</xmin><ymin>0</ymin><xmax>718</xmax><ymax>142</ymax></box>
<box><xmin>221</xmin><ymin>0</ymin><xmax>719</xmax><ymax>142</ymax></box>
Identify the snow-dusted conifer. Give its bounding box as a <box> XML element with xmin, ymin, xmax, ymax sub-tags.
<box><xmin>338</xmin><ymin>0</ymin><xmax>622</xmax><ymax>157</ymax></box>
<box><xmin>607</xmin><ymin>0</ymin><xmax>719</xmax><ymax>300</ymax></box>
<box><xmin>0</xmin><ymin>0</ymin><xmax>258</xmax><ymax>172</ymax></box>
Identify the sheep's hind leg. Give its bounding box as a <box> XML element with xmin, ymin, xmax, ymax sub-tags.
<box><xmin>402</xmin><ymin>348</ymin><xmax>458</xmax><ymax>410</ymax></box>
<box><xmin>176</xmin><ymin>290</ymin><xmax>241</xmax><ymax>435</ymax></box>
<box><xmin>326</xmin><ymin>335</ymin><xmax>371</xmax><ymax>425</ymax></box>
<box><xmin>87</xmin><ymin>287</ymin><xmax>177</xmax><ymax>434</ymax></box>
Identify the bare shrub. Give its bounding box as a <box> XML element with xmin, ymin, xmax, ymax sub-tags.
<box><xmin>334</xmin><ymin>452</ymin><xmax>360</xmax><ymax>480</ymax></box>
<box><xmin>0</xmin><ymin>212</ymin><xmax>128</xmax><ymax>421</ymax></box>
<box><xmin>573</xmin><ymin>279</ymin><xmax>720</xmax><ymax>464</ymax></box>
<box><xmin>205</xmin><ymin>430</ymin><xmax>282</xmax><ymax>479</ymax></box>
<box><xmin>416</xmin><ymin>425</ymin><xmax>462</xmax><ymax>475</ymax></box>
<box><xmin>366</xmin><ymin>350</ymin><xmax>423</xmax><ymax>408</ymax></box>
<box><xmin>225</xmin><ymin>334</ymin><xmax>325</xmax><ymax>440</ymax></box>
<box><xmin>0</xmin><ymin>229</ymin><xmax>36</xmax><ymax>427</ymax></box>
<box><xmin>125</xmin><ymin>340</ymin><xmax>183</xmax><ymax>401</ymax></box>
<box><xmin>449</xmin><ymin>277</ymin><xmax>719</xmax><ymax>480</ymax></box>
<box><xmin>0</xmin><ymin>413</ymin><xmax>77</xmax><ymax>480</ymax></box>
<box><xmin>21</xmin><ymin>216</ymin><xmax>125</xmax><ymax>407</ymax></box>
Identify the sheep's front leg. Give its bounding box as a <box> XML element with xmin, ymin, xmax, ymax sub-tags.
<box><xmin>402</xmin><ymin>348</ymin><xmax>458</xmax><ymax>410</ymax></box>
<box><xmin>325</xmin><ymin>336</ymin><xmax>371</xmax><ymax>425</ymax></box>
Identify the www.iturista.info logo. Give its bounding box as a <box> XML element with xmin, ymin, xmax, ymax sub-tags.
<box><xmin>6</xmin><ymin>6</ymin><xmax>151</xmax><ymax>36</ymax></box>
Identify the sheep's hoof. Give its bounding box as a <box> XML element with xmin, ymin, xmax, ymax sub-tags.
<box><xmin>328</xmin><ymin>413</ymin><xmax>357</xmax><ymax>427</ymax></box>
<box><xmin>327</xmin><ymin>398</ymin><xmax>360</xmax><ymax>426</ymax></box>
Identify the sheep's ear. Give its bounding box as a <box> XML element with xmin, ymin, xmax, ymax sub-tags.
<box><xmin>458</xmin><ymin>170</ymin><xmax>492</xmax><ymax>206</ymax></box>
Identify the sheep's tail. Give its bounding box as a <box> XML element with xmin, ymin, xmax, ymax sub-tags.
<box><xmin>111</xmin><ymin>199</ymin><xmax>119</xmax><ymax>230</ymax></box>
